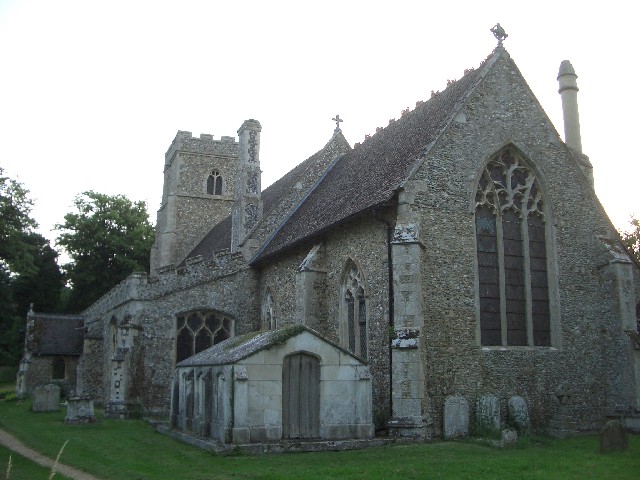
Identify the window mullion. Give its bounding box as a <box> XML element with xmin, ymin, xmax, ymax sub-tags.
<box><xmin>522</xmin><ymin>211</ymin><xmax>534</xmax><ymax>347</ymax></box>
<box><xmin>496</xmin><ymin>209</ymin><xmax>507</xmax><ymax>346</ymax></box>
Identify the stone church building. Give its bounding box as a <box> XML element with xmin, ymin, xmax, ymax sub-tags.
<box><xmin>27</xmin><ymin>42</ymin><xmax>640</xmax><ymax>440</ymax></box>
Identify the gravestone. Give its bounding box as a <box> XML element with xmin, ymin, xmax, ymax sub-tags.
<box><xmin>548</xmin><ymin>382</ymin><xmax>577</xmax><ymax>438</ymax></box>
<box><xmin>443</xmin><ymin>396</ymin><xmax>469</xmax><ymax>439</ymax></box>
<box><xmin>508</xmin><ymin>396</ymin><xmax>530</xmax><ymax>433</ymax></box>
<box><xmin>599</xmin><ymin>420</ymin><xmax>628</xmax><ymax>453</ymax></box>
<box><xmin>32</xmin><ymin>384</ymin><xmax>60</xmax><ymax>412</ymax></box>
<box><xmin>476</xmin><ymin>395</ymin><xmax>500</xmax><ymax>432</ymax></box>
<box><xmin>65</xmin><ymin>395</ymin><xmax>96</xmax><ymax>424</ymax></box>
<box><xmin>501</xmin><ymin>429</ymin><xmax>518</xmax><ymax>447</ymax></box>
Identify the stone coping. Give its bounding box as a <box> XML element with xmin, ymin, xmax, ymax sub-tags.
<box><xmin>150</xmin><ymin>421</ymin><xmax>415</xmax><ymax>454</ymax></box>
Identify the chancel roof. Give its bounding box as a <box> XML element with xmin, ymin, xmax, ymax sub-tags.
<box><xmin>252</xmin><ymin>49</ymin><xmax>502</xmax><ymax>262</ymax></box>
<box><xmin>186</xmin><ymin>47</ymin><xmax>503</xmax><ymax>265</ymax></box>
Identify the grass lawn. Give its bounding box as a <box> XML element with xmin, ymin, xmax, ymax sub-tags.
<box><xmin>0</xmin><ymin>444</ymin><xmax>73</xmax><ymax>480</ymax></box>
<box><xmin>0</xmin><ymin>395</ymin><xmax>638</xmax><ymax>479</ymax></box>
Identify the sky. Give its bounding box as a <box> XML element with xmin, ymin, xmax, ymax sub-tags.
<box><xmin>1</xmin><ymin>0</ymin><xmax>638</xmax><ymax>258</ymax></box>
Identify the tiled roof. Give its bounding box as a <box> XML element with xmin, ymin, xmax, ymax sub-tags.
<box><xmin>185</xmin><ymin>48</ymin><xmax>502</xmax><ymax>265</ymax></box>
<box><xmin>30</xmin><ymin>314</ymin><xmax>84</xmax><ymax>355</ymax></box>
<box><xmin>176</xmin><ymin>324</ymin><xmax>364</xmax><ymax>367</ymax></box>
<box><xmin>253</xmin><ymin>49</ymin><xmax>501</xmax><ymax>262</ymax></box>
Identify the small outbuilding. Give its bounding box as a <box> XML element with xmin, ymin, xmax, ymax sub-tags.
<box><xmin>171</xmin><ymin>324</ymin><xmax>374</xmax><ymax>444</ymax></box>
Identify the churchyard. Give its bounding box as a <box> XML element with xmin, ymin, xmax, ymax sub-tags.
<box><xmin>0</xmin><ymin>394</ymin><xmax>638</xmax><ymax>480</ymax></box>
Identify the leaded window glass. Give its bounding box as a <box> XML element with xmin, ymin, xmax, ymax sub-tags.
<box><xmin>176</xmin><ymin>310</ymin><xmax>233</xmax><ymax>362</ymax></box>
<box><xmin>342</xmin><ymin>262</ymin><xmax>368</xmax><ymax>358</ymax></box>
<box><xmin>475</xmin><ymin>148</ymin><xmax>551</xmax><ymax>346</ymax></box>
<box><xmin>206</xmin><ymin>170</ymin><xmax>223</xmax><ymax>195</ymax></box>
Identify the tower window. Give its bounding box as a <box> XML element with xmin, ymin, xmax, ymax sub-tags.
<box><xmin>206</xmin><ymin>170</ymin><xmax>223</xmax><ymax>195</ymax></box>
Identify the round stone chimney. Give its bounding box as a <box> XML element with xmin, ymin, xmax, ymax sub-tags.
<box><xmin>557</xmin><ymin>60</ymin><xmax>582</xmax><ymax>153</ymax></box>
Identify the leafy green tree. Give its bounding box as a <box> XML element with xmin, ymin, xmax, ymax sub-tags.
<box><xmin>620</xmin><ymin>216</ymin><xmax>640</xmax><ymax>264</ymax></box>
<box><xmin>1</xmin><ymin>168</ymin><xmax>63</xmax><ymax>365</ymax></box>
<box><xmin>56</xmin><ymin>191</ymin><xmax>155</xmax><ymax>313</ymax></box>
<box><xmin>12</xmin><ymin>232</ymin><xmax>64</xmax><ymax>316</ymax></box>
<box><xmin>0</xmin><ymin>167</ymin><xmax>37</xmax><ymax>275</ymax></box>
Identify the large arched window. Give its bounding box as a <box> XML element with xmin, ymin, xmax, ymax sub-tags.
<box><xmin>176</xmin><ymin>310</ymin><xmax>232</xmax><ymax>362</ymax></box>
<box><xmin>206</xmin><ymin>170</ymin><xmax>223</xmax><ymax>195</ymax></box>
<box><xmin>475</xmin><ymin>148</ymin><xmax>551</xmax><ymax>347</ymax></box>
<box><xmin>341</xmin><ymin>260</ymin><xmax>368</xmax><ymax>358</ymax></box>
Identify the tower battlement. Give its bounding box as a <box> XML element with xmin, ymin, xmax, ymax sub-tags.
<box><xmin>165</xmin><ymin>131</ymin><xmax>238</xmax><ymax>164</ymax></box>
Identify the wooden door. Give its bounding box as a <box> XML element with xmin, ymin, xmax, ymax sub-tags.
<box><xmin>282</xmin><ymin>353</ymin><xmax>320</xmax><ymax>439</ymax></box>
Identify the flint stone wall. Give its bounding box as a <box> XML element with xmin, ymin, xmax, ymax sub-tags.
<box><xmin>258</xmin><ymin>214</ymin><xmax>392</xmax><ymax>427</ymax></box>
<box><xmin>80</xmin><ymin>255</ymin><xmax>260</xmax><ymax>415</ymax></box>
<box><xmin>412</xmin><ymin>51</ymin><xmax>637</xmax><ymax>436</ymax></box>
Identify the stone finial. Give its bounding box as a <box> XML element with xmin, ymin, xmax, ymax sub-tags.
<box><xmin>490</xmin><ymin>23</ymin><xmax>508</xmax><ymax>44</ymax></box>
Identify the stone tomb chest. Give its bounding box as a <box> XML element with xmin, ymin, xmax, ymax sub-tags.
<box><xmin>172</xmin><ymin>325</ymin><xmax>373</xmax><ymax>444</ymax></box>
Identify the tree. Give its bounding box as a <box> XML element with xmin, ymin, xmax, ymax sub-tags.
<box><xmin>0</xmin><ymin>168</ymin><xmax>63</xmax><ymax>365</ymax></box>
<box><xmin>56</xmin><ymin>191</ymin><xmax>155</xmax><ymax>313</ymax></box>
<box><xmin>0</xmin><ymin>167</ymin><xmax>37</xmax><ymax>275</ymax></box>
<box><xmin>620</xmin><ymin>216</ymin><xmax>640</xmax><ymax>264</ymax></box>
<box><xmin>12</xmin><ymin>232</ymin><xmax>64</xmax><ymax>316</ymax></box>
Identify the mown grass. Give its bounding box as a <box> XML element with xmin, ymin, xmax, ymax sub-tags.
<box><xmin>0</xmin><ymin>444</ymin><xmax>72</xmax><ymax>480</ymax></box>
<box><xmin>0</xmin><ymin>395</ymin><xmax>638</xmax><ymax>480</ymax></box>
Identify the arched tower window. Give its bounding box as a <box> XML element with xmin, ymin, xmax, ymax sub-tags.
<box><xmin>175</xmin><ymin>310</ymin><xmax>233</xmax><ymax>363</ymax></box>
<box><xmin>206</xmin><ymin>170</ymin><xmax>223</xmax><ymax>195</ymax></box>
<box><xmin>475</xmin><ymin>148</ymin><xmax>551</xmax><ymax>346</ymax></box>
<box><xmin>341</xmin><ymin>260</ymin><xmax>368</xmax><ymax>358</ymax></box>
<box><xmin>262</xmin><ymin>288</ymin><xmax>276</xmax><ymax>330</ymax></box>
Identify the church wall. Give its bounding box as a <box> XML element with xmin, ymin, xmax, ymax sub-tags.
<box><xmin>152</xmin><ymin>132</ymin><xmax>239</xmax><ymax>269</ymax></box>
<box><xmin>76</xmin><ymin>337</ymin><xmax>103</xmax><ymax>402</ymax></box>
<box><xmin>22</xmin><ymin>355</ymin><xmax>78</xmax><ymax>398</ymax></box>
<box><xmin>173</xmin><ymin>152</ymin><xmax>236</xmax><ymax>263</ymax></box>
<box><xmin>81</xmin><ymin>258</ymin><xmax>260</xmax><ymax>415</ymax></box>
<box><xmin>258</xmin><ymin>215</ymin><xmax>392</xmax><ymax>428</ymax></box>
<box><xmin>411</xmin><ymin>52</ymin><xmax>637</xmax><ymax>436</ymax></box>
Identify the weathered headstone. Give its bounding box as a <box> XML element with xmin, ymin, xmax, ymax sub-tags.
<box><xmin>501</xmin><ymin>428</ymin><xmax>518</xmax><ymax>447</ymax></box>
<box><xmin>32</xmin><ymin>384</ymin><xmax>61</xmax><ymax>412</ymax></box>
<box><xmin>508</xmin><ymin>396</ymin><xmax>530</xmax><ymax>433</ymax></box>
<box><xmin>444</xmin><ymin>396</ymin><xmax>469</xmax><ymax>439</ymax></box>
<box><xmin>599</xmin><ymin>420</ymin><xmax>628</xmax><ymax>453</ymax></box>
<box><xmin>65</xmin><ymin>395</ymin><xmax>96</xmax><ymax>424</ymax></box>
<box><xmin>476</xmin><ymin>395</ymin><xmax>500</xmax><ymax>432</ymax></box>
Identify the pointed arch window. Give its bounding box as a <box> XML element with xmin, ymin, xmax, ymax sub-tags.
<box><xmin>206</xmin><ymin>170</ymin><xmax>223</xmax><ymax>195</ymax></box>
<box><xmin>475</xmin><ymin>148</ymin><xmax>551</xmax><ymax>346</ymax></box>
<box><xmin>176</xmin><ymin>310</ymin><xmax>233</xmax><ymax>363</ymax></box>
<box><xmin>262</xmin><ymin>288</ymin><xmax>277</xmax><ymax>330</ymax></box>
<box><xmin>341</xmin><ymin>261</ymin><xmax>368</xmax><ymax>358</ymax></box>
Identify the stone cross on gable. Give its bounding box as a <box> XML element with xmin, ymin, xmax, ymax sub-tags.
<box><xmin>332</xmin><ymin>115</ymin><xmax>343</xmax><ymax>132</ymax></box>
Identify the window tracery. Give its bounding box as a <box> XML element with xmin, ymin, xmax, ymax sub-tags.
<box><xmin>176</xmin><ymin>310</ymin><xmax>232</xmax><ymax>362</ymax></box>
<box><xmin>475</xmin><ymin>148</ymin><xmax>551</xmax><ymax>346</ymax></box>
<box><xmin>342</xmin><ymin>261</ymin><xmax>368</xmax><ymax>358</ymax></box>
<box><xmin>206</xmin><ymin>170</ymin><xmax>223</xmax><ymax>195</ymax></box>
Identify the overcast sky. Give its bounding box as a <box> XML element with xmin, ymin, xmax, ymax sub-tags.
<box><xmin>1</xmin><ymin>0</ymin><xmax>638</xmax><ymax>256</ymax></box>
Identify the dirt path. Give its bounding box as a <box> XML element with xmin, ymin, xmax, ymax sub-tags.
<box><xmin>0</xmin><ymin>428</ymin><xmax>105</xmax><ymax>480</ymax></box>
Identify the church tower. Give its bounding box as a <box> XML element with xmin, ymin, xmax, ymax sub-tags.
<box><xmin>150</xmin><ymin>131</ymin><xmax>239</xmax><ymax>272</ymax></box>
<box><xmin>231</xmin><ymin>119</ymin><xmax>263</xmax><ymax>255</ymax></box>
